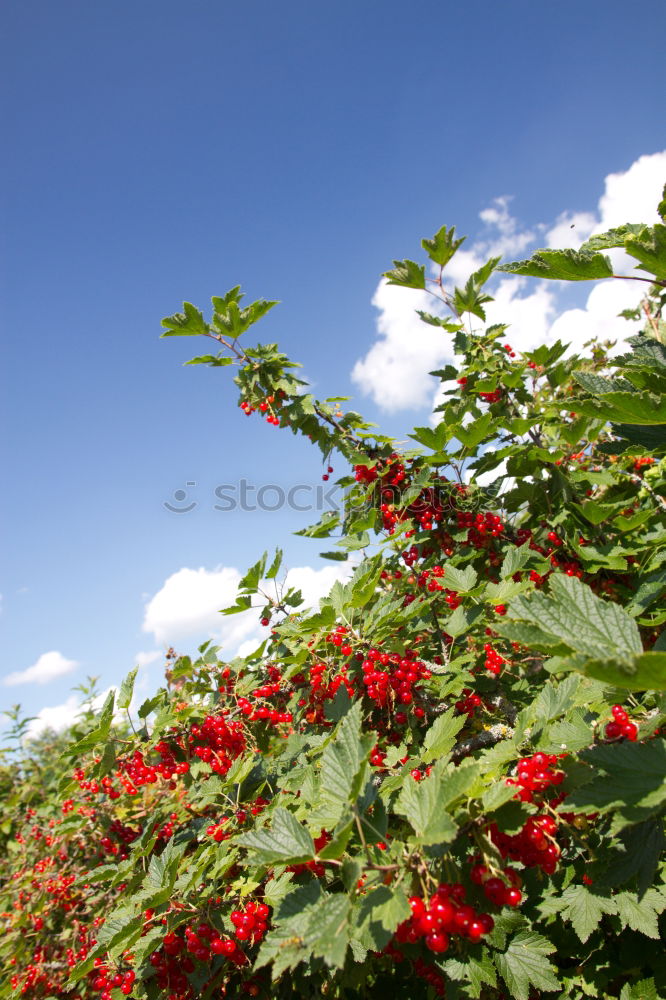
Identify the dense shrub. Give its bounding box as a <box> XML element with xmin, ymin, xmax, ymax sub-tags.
<box><xmin>2</xmin><ymin>191</ymin><xmax>666</xmax><ymax>1000</ymax></box>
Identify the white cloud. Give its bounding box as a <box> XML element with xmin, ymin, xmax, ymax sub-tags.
<box><xmin>134</xmin><ymin>650</ymin><xmax>162</xmax><ymax>668</ymax></box>
<box><xmin>548</xmin><ymin>278</ymin><xmax>645</xmax><ymax>355</ymax></box>
<box><xmin>25</xmin><ymin>685</ymin><xmax>118</xmax><ymax>741</ymax></box>
<box><xmin>353</xmin><ymin>151</ymin><xmax>666</xmax><ymax>412</ymax></box>
<box><xmin>143</xmin><ymin>566</ymin><xmax>245</xmax><ymax>646</ymax></box>
<box><xmin>545</xmin><ymin>211</ymin><xmax>597</xmax><ymax>251</ymax></box>
<box><xmin>4</xmin><ymin>650</ymin><xmax>79</xmax><ymax>687</ymax></box>
<box><xmin>478</xmin><ymin>196</ymin><xmax>537</xmax><ymax>258</ymax></box>
<box><xmin>25</xmin><ymin>694</ymin><xmax>81</xmax><ymax>738</ymax></box>
<box><xmin>350</xmin><ymin>281</ymin><xmax>453</xmax><ymax>411</ymax></box>
<box><xmin>597</xmin><ymin>152</ymin><xmax>666</xmax><ymax>230</ymax></box>
<box><xmin>142</xmin><ymin>562</ymin><xmax>352</xmax><ymax>653</ymax></box>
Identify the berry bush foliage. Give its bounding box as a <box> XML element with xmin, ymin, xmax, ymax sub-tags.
<box><xmin>3</xmin><ymin>192</ymin><xmax>666</xmax><ymax>1000</ymax></box>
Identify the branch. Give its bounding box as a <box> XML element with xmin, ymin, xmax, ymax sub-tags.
<box><xmin>451</xmin><ymin>721</ymin><xmax>515</xmax><ymax>762</ymax></box>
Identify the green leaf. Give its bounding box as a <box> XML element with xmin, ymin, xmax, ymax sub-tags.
<box><xmin>349</xmin><ymin>556</ymin><xmax>384</xmax><ymax>608</ymax></box>
<box><xmin>620</xmin><ymin>978</ymin><xmax>659</xmax><ymax>1000</ymax></box>
<box><xmin>493</xmin><ymin>931</ymin><xmax>560</xmax><ymax>1000</ymax></box>
<box><xmin>118</xmin><ymin>667</ymin><xmax>138</xmax><ymax>711</ymax></box>
<box><xmin>574</xmin><ymin>499</ymin><xmax>627</xmax><ymax>525</ymax></box>
<box><xmin>499</xmin><ymin>542</ymin><xmax>532</xmax><ymax>580</ymax></box>
<box><xmin>574</xmin><ymin>372</ymin><xmax>635</xmax><ymax>395</ymax></box>
<box><xmin>497</xmin><ymin>248</ymin><xmax>613</xmax><ymax>282</ymax></box>
<box><xmin>318</xmin><ymin>701</ymin><xmax>374</xmax><ymax>824</ymax></box>
<box><xmin>422</xmin><ymin>708</ymin><xmax>467</xmax><ymax>763</ymax></box>
<box><xmin>453</xmin><ymin>261</ymin><xmax>500</xmax><ymax>320</ymax></box>
<box><xmin>441</xmin><ymin>563</ymin><xmax>478</xmax><ymax>592</ymax></box>
<box><xmin>353</xmin><ymin>885</ymin><xmax>411</xmax><ymax>953</ymax></box>
<box><xmin>554</xmin><ymin>885</ymin><xmax>618</xmax><ymax>943</ymax></box>
<box><xmin>239</xmin><ymin>552</ymin><xmax>267</xmax><ymax>593</ymax></box>
<box><xmin>579</xmin><ymin>223</ymin><xmax>648</xmax><ymax>252</ymax></box>
<box><xmin>614</xmin><ymin>888</ymin><xmax>666</xmax><ymax>938</ymax></box>
<box><xmin>161</xmin><ymin>301</ymin><xmax>209</xmax><ymax>336</ymax></box>
<box><xmin>236</xmin><ymin>807</ymin><xmax>315</xmax><ymax>865</ymax></box>
<box><xmin>256</xmin><ymin>889</ymin><xmax>350</xmax><ymax>976</ymax></box>
<box><xmin>580</xmin><ymin>651</ymin><xmax>666</xmax><ymax>691</ymax></box>
<box><xmin>456</xmin><ymin>412</ymin><xmax>495</xmax><ymax>449</ymax></box>
<box><xmin>395</xmin><ymin>768</ymin><xmax>458</xmax><ymax>845</ymax></box>
<box><xmin>625</xmin><ymin>224</ymin><xmax>666</xmax><ymax>280</ymax></box>
<box><xmin>416</xmin><ymin>311</ymin><xmax>463</xmax><ymax>332</ymax></box>
<box><xmin>213</xmin><ymin>296</ymin><xmax>278</xmax><ymax>338</ymax></box>
<box><xmin>183</xmin><ymin>353</ymin><xmax>233</xmax><ymax>366</ymax></box>
<box><xmin>421</xmin><ymin>224</ymin><xmax>466</xmax><ymax>267</ymax></box>
<box><xmin>266</xmin><ymin>548</ymin><xmax>283</xmax><ymax>580</ymax></box>
<box><xmin>509</xmin><ymin>574</ymin><xmax>642</xmax><ymax>659</ymax></box>
<box><xmin>567</xmin><ymin>740</ymin><xmax>666</xmax><ymax>826</ymax></box>
<box><xmin>574</xmin><ymin>391</ymin><xmax>666</xmax><ymax>425</ymax></box>
<box><xmin>600</xmin><ymin>820</ymin><xmax>665</xmax><ymax>895</ymax></box>
<box><xmin>383</xmin><ymin>259</ymin><xmax>426</xmax><ymax>289</ymax></box>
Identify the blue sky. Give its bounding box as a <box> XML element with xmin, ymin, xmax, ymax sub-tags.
<box><xmin>2</xmin><ymin>0</ymin><xmax>665</xmax><ymax>734</ymax></box>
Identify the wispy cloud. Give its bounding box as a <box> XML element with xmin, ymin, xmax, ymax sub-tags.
<box><xmin>4</xmin><ymin>650</ymin><xmax>79</xmax><ymax>687</ymax></box>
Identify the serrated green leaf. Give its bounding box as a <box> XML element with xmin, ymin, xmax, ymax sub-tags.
<box><xmin>383</xmin><ymin>259</ymin><xmax>426</xmax><ymax>289</ymax></box>
<box><xmin>493</xmin><ymin>931</ymin><xmax>560</xmax><ymax>1000</ymax></box>
<box><xmin>395</xmin><ymin>769</ymin><xmax>458</xmax><ymax>845</ymax></box>
<box><xmin>318</xmin><ymin>701</ymin><xmax>374</xmax><ymax>824</ymax></box>
<box><xmin>614</xmin><ymin>888</ymin><xmax>665</xmax><ymax>938</ymax></box>
<box><xmin>567</xmin><ymin>739</ymin><xmax>666</xmax><ymax>826</ymax></box>
<box><xmin>509</xmin><ymin>574</ymin><xmax>641</xmax><ymax>660</ymax></box>
<box><xmin>456</xmin><ymin>412</ymin><xmax>495</xmax><ymax>449</ymax></box>
<box><xmin>421</xmin><ymin>224</ymin><xmax>466</xmax><ymax>267</ymax></box>
<box><xmin>625</xmin><ymin>224</ymin><xmax>666</xmax><ymax>281</ymax></box>
<box><xmin>422</xmin><ymin>708</ymin><xmax>466</xmax><ymax>763</ymax></box>
<box><xmin>574</xmin><ymin>391</ymin><xmax>666</xmax><ymax>425</ymax></box>
<box><xmin>498</xmin><ymin>248</ymin><xmax>613</xmax><ymax>282</ymax></box>
<box><xmin>161</xmin><ymin>300</ymin><xmax>209</xmax><ymax>336</ymax></box>
<box><xmin>556</xmin><ymin>884</ymin><xmax>618</xmax><ymax>942</ymax></box>
<box><xmin>236</xmin><ymin>807</ymin><xmax>315</xmax><ymax>865</ymax></box>
<box><xmin>499</xmin><ymin>542</ymin><xmax>532</xmax><ymax>580</ymax></box>
<box><xmin>441</xmin><ymin>563</ymin><xmax>478</xmax><ymax>592</ymax></box>
<box><xmin>620</xmin><ymin>978</ymin><xmax>659</xmax><ymax>1000</ymax></box>
<box><xmin>579</xmin><ymin>223</ymin><xmax>648</xmax><ymax>252</ymax></box>
<box><xmin>117</xmin><ymin>667</ymin><xmax>138</xmax><ymax>711</ymax></box>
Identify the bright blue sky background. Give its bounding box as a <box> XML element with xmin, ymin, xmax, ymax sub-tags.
<box><xmin>2</xmin><ymin>0</ymin><xmax>665</xmax><ymax>732</ymax></box>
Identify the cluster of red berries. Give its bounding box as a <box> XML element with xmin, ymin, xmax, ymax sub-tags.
<box><xmin>478</xmin><ymin>388</ymin><xmax>502</xmax><ymax>403</ymax></box>
<box><xmin>633</xmin><ymin>455</ymin><xmax>655</xmax><ymax>471</ymax></box>
<box><xmin>503</xmin><ymin>343</ymin><xmax>517</xmax><ymax>358</ymax></box>
<box><xmin>469</xmin><ymin>862</ymin><xmax>523</xmax><ymax>906</ymax></box>
<box><xmin>456</xmin><ymin>510</ymin><xmax>504</xmax><ymax>547</ymax></box>
<box><xmin>92</xmin><ymin>965</ymin><xmax>136</xmax><ymax>998</ymax></box>
<box><xmin>229</xmin><ymin>901</ymin><xmax>271</xmax><ymax>943</ymax></box>
<box><xmin>237</xmin><ymin>670</ymin><xmax>295</xmax><ymax>728</ymax></box>
<box><xmin>482</xmin><ymin>643</ymin><xmax>505</xmax><ymax>675</ymax></box>
<box><xmin>12</xmin><ymin>935</ymin><xmax>94</xmax><ymax>998</ymax></box>
<box><xmin>506</xmin><ymin>751</ymin><xmax>566</xmax><ymax>803</ymax></box>
<box><xmin>354</xmin><ymin>458</ymin><xmax>455</xmax><ymax>535</ymax></box>
<box><xmin>413</xmin><ymin>956</ymin><xmax>447</xmax><ymax>996</ymax></box>
<box><xmin>489</xmin><ymin>814</ymin><xmax>561</xmax><ymax>875</ymax></box>
<box><xmin>395</xmin><ymin>884</ymin><xmax>495</xmax><ymax>954</ymax></box>
<box><xmin>99</xmin><ymin>819</ymin><xmax>140</xmax><ymax>858</ymax></box>
<box><xmin>240</xmin><ymin>394</ymin><xmax>280</xmax><ymax>425</ymax></box>
<box><xmin>361</xmin><ymin>647</ymin><xmax>432</xmax><ymax>708</ymax></box>
<box><xmin>454</xmin><ymin>687</ymin><xmax>487</xmax><ymax>717</ymax></box>
<box><xmin>188</xmin><ymin>714</ymin><xmax>248</xmax><ymax>774</ymax></box>
<box><xmin>604</xmin><ymin>704</ymin><xmax>638</xmax><ymax>742</ymax></box>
